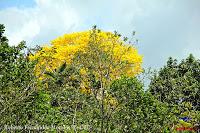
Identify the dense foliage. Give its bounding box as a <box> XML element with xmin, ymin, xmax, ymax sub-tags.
<box><xmin>149</xmin><ymin>55</ymin><xmax>199</xmax><ymax>109</ymax></box>
<box><xmin>0</xmin><ymin>24</ymin><xmax>199</xmax><ymax>132</ymax></box>
<box><xmin>149</xmin><ymin>55</ymin><xmax>200</xmax><ymax>131</ymax></box>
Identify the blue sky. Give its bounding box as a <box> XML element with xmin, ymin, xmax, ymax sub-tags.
<box><xmin>0</xmin><ymin>0</ymin><xmax>200</xmax><ymax>69</ymax></box>
<box><xmin>0</xmin><ymin>0</ymin><xmax>35</xmax><ymax>9</ymax></box>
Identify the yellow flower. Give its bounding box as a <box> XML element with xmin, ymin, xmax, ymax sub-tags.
<box><xmin>80</xmin><ymin>82</ymin><xmax>91</xmax><ymax>94</ymax></box>
<box><xmin>30</xmin><ymin>29</ymin><xmax>143</xmax><ymax>82</ymax></box>
<box><xmin>108</xmin><ymin>98</ymin><xmax>118</xmax><ymax>107</ymax></box>
<box><xmin>80</xmin><ymin>68</ymin><xmax>87</xmax><ymax>75</ymax></box>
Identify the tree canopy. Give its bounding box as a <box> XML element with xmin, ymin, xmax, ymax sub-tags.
<box><xmin>149</xmin><ymin>54</ymin><xmax>200</xmax><ymax>111</ymax></box>
<box><xmin>0</xmin><ymin>24</ymin><xmax>199</xmax><ymax>132</ymax></box>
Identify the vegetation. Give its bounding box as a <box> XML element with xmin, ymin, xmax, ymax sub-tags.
<box><xmin>149</xmin><ymin>55</ymin><xmax>200</xmax><ymax>131</ymax></box>
<box><xmin>0</xmin><ymin>24</ymin><xmax>199</xmax><ymax>132</ymax></box>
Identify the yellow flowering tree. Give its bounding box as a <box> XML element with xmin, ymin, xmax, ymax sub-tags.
<box><xmin>30</xmin><ymin>27</ymin><xmax>143</xmax><ymax>132</ymax></box>
<box><xmin>30</xmin><ymin>27</ymin><xmax>142</xmax><ymax>85</ymax></box>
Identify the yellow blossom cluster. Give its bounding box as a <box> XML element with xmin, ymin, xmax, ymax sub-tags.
<box><xmin>29</xmin><ymin>29</ymin><xmax>143</xmax><ymax>81</ymax></box>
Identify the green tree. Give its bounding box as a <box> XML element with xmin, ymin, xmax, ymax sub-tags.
<box><xmin>149</xmin><ymin>55</ymin><xmax>199</xmax><ymax>110</ymax></box>
<box><xmin>0</xmin><ymin>24</ymin><xmax>35</xmax><ymax>88</ymax></box>
<box><xmin>0</xmin><ymin>24</ymin><xmax>37</xmax><ymax>128</ymax></box>
<box><xmin>148</xmin><ymin>55</ymin><xmax>200</xmax><ymax>129</ymax></box>
<box><xmin>109</xmin><ymin>77</ymin><xmax>177</xmax><ymax>133</ymax></box>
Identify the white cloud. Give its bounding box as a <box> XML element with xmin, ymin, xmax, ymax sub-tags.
<box><xmin>0</xmin><ymin>0</ymin><xmax>146</xmax><ymax>46</ymax></box>
<box><xmin>0</xmin><ymin>0</ymin><xmax>81</xmax><ymax>46</ymax></box>
<box><xmin>0</xmin><ymin>0</ymin><xmax>199</xmax><ymax>68</ymax></box>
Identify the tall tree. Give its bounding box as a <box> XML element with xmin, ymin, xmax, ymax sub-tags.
<box><xmin>149</xmin><ymin>55</ymin><xmax>199</xmax><ymax>111</ymax></box>
<box><xmin>148</xmin><ymin>55</ymin><xmax>200</xmax><ymax>129</ymax></box>
<box><xmin>30</xmin><ymin>26</ymin><xmax>143</xmax><ymax>132</ymax></box>
<box><xmin>0</xmin><ymin>24</ymin><xmax>37</xmax><ymax>127</ymax></box>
